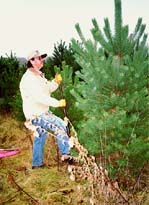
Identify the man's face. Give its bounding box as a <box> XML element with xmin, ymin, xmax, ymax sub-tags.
<box><xmin>30</xmin><ymin>56</ymin><xmax>44</xmax><ymax>70</ymax></box>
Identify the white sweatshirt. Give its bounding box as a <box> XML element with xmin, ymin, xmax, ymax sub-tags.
<box><xmin>20</xmin><ymin>69</ymin><xmax>59</xmax><ymax>120</ymax></box>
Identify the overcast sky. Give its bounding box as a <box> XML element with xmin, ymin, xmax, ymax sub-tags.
<box><xmin>0</xmin><ymin>0</ymin><xmax>148</xmax><ymax>58</ymax></box>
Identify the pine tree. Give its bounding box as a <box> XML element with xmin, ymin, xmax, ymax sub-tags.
<box><xmin>44</xmin><ymin>40</ymin><xmax>81</xmax><ymax>78</ymax></box>
<box><xmin>0</xmin><ymin>53</ymin><xmax>22</xmax><ymax>112</ymax></box>
<box><xmin>71</xmin><ymin>0</ymin><xmax>149</xmax><ymax>186</ymax></box>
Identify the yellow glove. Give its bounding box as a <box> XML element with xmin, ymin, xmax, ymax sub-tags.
<box><xmin>59</xmin><ymin>99</ymin><xmax>66</xmax><ymax>107</ymax></box>
<box><xmin>55</xmin><ymin>73</ymin><xmax>62</xmax><ymax>84</ymax></box>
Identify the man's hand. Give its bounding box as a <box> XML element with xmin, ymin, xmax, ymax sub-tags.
<box><xmin>54</xmin><ymin>73</ymin><xmax>62</xmax><ymax>84</ymax></box>
<box><xmin>59</xmin><ymin>99</ymin><xmax>66</xmax><ymax>107</ymax></box>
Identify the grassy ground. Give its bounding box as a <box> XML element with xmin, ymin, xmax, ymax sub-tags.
<box><xmin>0</xmin><ymin>115</ymin><xmax>148</xmax><ymax>205</ymax></box>
<box><xmin>0</xmin><ymin>115</ymin><xmax>88</xmax><ymax>205</ymax></box>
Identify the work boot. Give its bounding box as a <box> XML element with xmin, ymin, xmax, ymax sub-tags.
<box><xmin>61</xmin><ymin>155</ymin><xmax>79</xmax><ymax>165</ymax></box>
<box><xmin>32</xmin><ymin>164</ymin><xmax>46</xmax><ymax>169</ymax></box>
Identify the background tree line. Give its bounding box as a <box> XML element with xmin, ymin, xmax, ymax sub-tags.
<box><xmin>0</xmin><ymin>0</ymin><xmax>148</xmax><ymax>194</ymax></box>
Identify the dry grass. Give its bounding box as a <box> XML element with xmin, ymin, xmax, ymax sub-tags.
<box><xmin>0</xmin><ymin>115</ymin><xmax>88</xmax><ymax>205</ymax></box>
<box><xmin>0</xmin><ymin>114</ymin><xmax>148</xmax><ymax>205</ymax></box>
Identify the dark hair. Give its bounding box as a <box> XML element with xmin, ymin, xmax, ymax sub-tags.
<box><xmin>27</xmin><ymin>60</ymin><xmax>33</xmax><ymax>68</ymax></box>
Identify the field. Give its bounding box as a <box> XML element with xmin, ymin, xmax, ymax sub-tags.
<box><xmin>0</xmin><ymin>115</ymin><xmax>88</xmax><ymax>205</ymax></box>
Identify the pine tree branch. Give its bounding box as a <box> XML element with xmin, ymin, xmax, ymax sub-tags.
<box><xmin>114</xmin><ymin>0</ymin><xmax>122</xmax><ymax>58</ymax></box>
<box><xmin>134</xmin><ymin>18</ymin><xmax>142</xmax><ymax>35</ymax></box>
<box><xmin>91</xmin><ymin>18</ymin><xmax>109</xmax><ymax>51</ymax></box>
<box><xmin>75</xmin><ymin>23</ymin><xmax>86</xmax><ymax>44</ymax></box>
<box><xmin>140</xmin><ymin>34</ymin><xmax>148</xmax><ymax>47</ymax></box>
<box><xmin>103</xmin><ymin>18</ymin><xmax>114</xmax><ymax>52</ymax></box>
<box><xmin>114</xmin><ymin>0</ymin><xmax>122</xmax><ymax>42</ymax></box>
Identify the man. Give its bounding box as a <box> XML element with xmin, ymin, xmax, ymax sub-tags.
<box><xmin>20</xmin><ymin>50</ymin><xmax>72</xmax><ymax>169</ymax></box>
